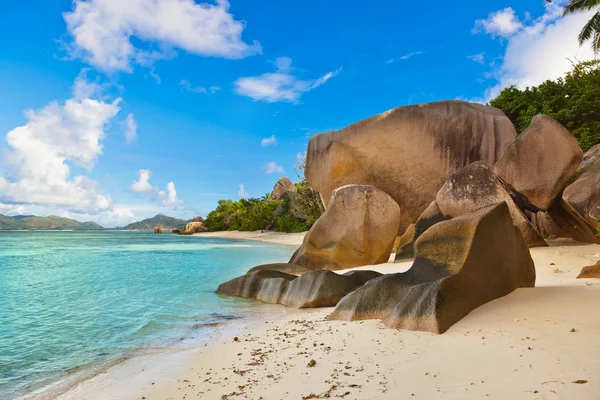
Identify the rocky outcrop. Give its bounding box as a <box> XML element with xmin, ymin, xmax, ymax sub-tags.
<box><xmin>494</xmin><ymin>115</ymin><xmax>583</xmax><ymax>211</ymax></box>
<box><xmin>271</xmin><ymin>177</ymin><xmax>295</xmax><ymax>200</ymax></box>
<box><xmin>305</xmin><ymin>100</ymin><xmax>516</xmax><ymax>233</ymax></box>
<box><xmin>191</xmin><ymin>216</ymin><xmax>205</xmax><ymax>223</ymax></box>
<box><xmin>331</xmin><ymin>202</ymin><xmax>535</xmax><ymax>334</ymax></box>
<box><xmin>577</xmin><ymin>144</ymin><xmax>600</xmax><ymax>173</ymax></box>
<box><xmin>172</xmin><ymin>228</ymin><xmax>182</xmax><ymax>234</ymax></box>
<box><xmin>216</xmin><ymin>269</ymin><xmax>382</xmax><ymax>308</ymax></box>
<box><xmin>181</xmin><ymin>221</ymin><xmax>208</xmax><ymax>235</ymax></box>
<box><xmin>290</xmin><ymin>185</ymin><xmax>401</xmax><ymax>270</ymax></box>
<box><xmin>577</xmin><ymin>261</ymin><xmax>600</xmax><ymax>279</ymax></box>
<box><xmin>547</xmin><ymin>197</ymin><xmax>600</xmax><ymax>243</ymax></box>
<box><xmin>435</xmin><ymin>162</ymin><xmax>546</xmax><ymax>247</ymax></box>
<box><xmin>153</xmin><ymin>226</ymin><xmax>163</xmax><ymax>234</ymax></box>
<box><xmin>563</xmin><ymin>161</ymin><xmax>600</xmax><ymax>229</ymax></box>
<box><xmin>247</xmin><ymin>263</ymin><xmax>312</xmax><ymax>276</ymax></box>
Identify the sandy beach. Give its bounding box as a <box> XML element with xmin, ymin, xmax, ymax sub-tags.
<box><xmin>51</xmin><ymin>236</ymin><xmax>600</xmax><ymax>400</ymax></box>
<box><xmin>192</xmin><ymin>230</ymin><xmax>306</xmax><ymax>246</ymax></box>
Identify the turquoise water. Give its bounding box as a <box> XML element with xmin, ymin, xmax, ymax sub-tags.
<box><xmin>0</xmin><ymin>231</ymin><xmax>295</xmax><ymax>399</ymax></box>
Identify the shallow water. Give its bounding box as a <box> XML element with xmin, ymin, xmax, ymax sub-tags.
<box><xmin>0</xmin><ymin>231</ymin><xmax>295</xmax><ymax>399</ymax></box>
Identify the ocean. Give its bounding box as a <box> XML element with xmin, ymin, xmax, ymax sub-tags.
<box><xmin>0</xmin><ymin>231</ymin><xmax>295</xmax><ymax>399</ymax></box>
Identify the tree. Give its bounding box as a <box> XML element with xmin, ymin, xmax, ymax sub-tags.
<box><xmin>563</xmin><ymin>0</ymin><xmax>600</xmax><ymax>52</ymax></box>
<box><xmin>490</xmin><ymin>60</ymin><xmax>600</xmax><ymax>151</ymax></box>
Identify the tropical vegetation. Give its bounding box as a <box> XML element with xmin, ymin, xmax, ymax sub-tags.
<box><xmin>562</xmin><ymin>0</ymin><xmax>600</xmax><ymax>53</ymax></box>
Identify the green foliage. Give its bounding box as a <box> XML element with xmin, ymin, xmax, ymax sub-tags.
<box><xmin>562</xmin><ymin>0</ymin><xmax>600</xmax><ymax>52</ymax></box>
<box><xmin>490</xmin><ymin>60</ymin><xmax>600</xmax><ymax>151</ymax></box>
<box><xmin>120</xmin><ymin>214</ymin><xmax>187</xmax><ymax>230</ymax></box>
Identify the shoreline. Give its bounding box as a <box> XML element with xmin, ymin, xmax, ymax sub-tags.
<box><xmin>191</xmin><ymin>230</ymin><xmax>306</xmax><ymax>246</ymax></box>
<box><xmin>53</xmin><ymin>239</ymin><xmax>600</xmax><ymax>399</ymax></box>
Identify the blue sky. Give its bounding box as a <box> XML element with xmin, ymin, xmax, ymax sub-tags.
<box><xmin>0</xmin><ymin>0</ymin><xmax>596</xmax><ymax>227</ymax></box>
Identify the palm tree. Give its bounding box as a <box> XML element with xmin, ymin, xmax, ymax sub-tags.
<box><xmin>563</xmin><ymin>0</ymin><xmax>600</xmax><ymax>53</ymax></box>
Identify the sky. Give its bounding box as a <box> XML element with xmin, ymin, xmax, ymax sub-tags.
<box><xmin>0</xmin><ymin>0</ymin><xmax>596</xmax><ymax>227</ymax></box>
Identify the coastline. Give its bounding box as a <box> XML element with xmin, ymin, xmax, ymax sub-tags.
<box><xmin>191</xmin><ymin>230</ymin><xmax>306</xmax><ymax>246</ymax></box>
<box><xmin>54</xmin><ymin>239</ymin><xmax>600</xmax><ymax>400</ymax></box>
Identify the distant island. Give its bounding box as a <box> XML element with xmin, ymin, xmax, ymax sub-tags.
<box><xmin>0</xmin><ymin>213</ymin><xmax>189</xmax><ymax>231</ymax></box>
<box><xmin>0</xmin><ymin>214</ymin><xmax>103</xmax><ymax>230</ymax></box>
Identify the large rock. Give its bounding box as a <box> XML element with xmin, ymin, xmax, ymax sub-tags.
<box><xmin>216</xmin><ymin>269</ymin><xmax>381</xmax><ymax>308</ymax></box>
<box><xmin>577</xmin><ymin>144</ymin><xmax>600</xmax><ymax>173</ymax></box>
<box><xmin>547</xmin><ymin>197</ymin><xmax>600</xmax><ymax>243</ymax></box>
<box><xmin>290</xmin><ymin>185</ymin><xmax>401</xmax><ymax>270</ymax></box>
<box><xmin>493</xmin><ymin>115</ymin><xmax>583</xmax><ymax>211</ymax></box>
<box><xmin>247</xmin><ymin>263</ymin><xmax>312</xmax><ymax>276</ymax></box>
<box><xmin>181</xmin><ymin>221</ymin><xmax>208</xmax><ymax>234</ymax></box>
<box><xmin>305</xmin><ymin>100</ymin><xmax>517</xmax><ymax>233</ymax></box>
<box><xmin>271</xmin><ymin>177</ymin><xmax>295</xmax><ymax>200</ymax></box>
<box><xmin>563</xmin><ymin>160</ymin><xmax>600</xmax><ymax>229</ymax></box>
<box><xmin>331</xmin><ymin>202</ymin><xmax>536</xmax><ymax>334</ymax></box>
<box><xmin>435</xmin><ymin>162</ymin><xmax>546</xmax><ymax>247</ymax></box>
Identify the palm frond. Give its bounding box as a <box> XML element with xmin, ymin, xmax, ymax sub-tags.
<box><xmin>578</xmin><ymin>11</ymin><xmax>600</xmax><ymax>45</ymax></box>
<box><xmin>564</xmin><ymin>0</ymin><xmax>600</xmax><ymax>16</ymax></box>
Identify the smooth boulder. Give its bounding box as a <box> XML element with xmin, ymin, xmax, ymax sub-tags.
<box><xmin>305</xmin><ymin>100</ymin><xmax>517</xmax><ymax>233</ymax></box>
<box><xmin>331</xmin><ymin>202</ymin><xmax>536</xmax><ymax>334</ymax></box>
<box><xmin>577</xmin><ymin>144</ymin><xmax>600</xmax><ymax>173</ymax></box>
<box><xmin>494</xmin><ymin>115</ymin><xmax>583</xmax><ymax>211</ymax></box>
<box><xmin>247</xmin><ymin>263</ymin><xmax>312</xmax><ymax>276</ymax></box>
<box><xmin>290</xmin><ymin>184</ymin><xmax>401</xmax><ymax>270</ymax></box>
<box><xmin>563</xmin><ymin>160</ymin><xmax>600</xmax><ymax>229</ymax></box>
<box><xmin>271</xmin><ymin>177</ymin><xmax>295</xmax><ymax>200</ymax></box>
<box><xmin>577</xmin><ymin>261</ymin><xmax>600</xmax><ymax>279</ymax></box>
<box><xmin>547</xmin><ymin>197</ymin><xmax>600</xmax><ymax>243</ymax></box>
<box><xmin>181</xmin><ymin>221</ymin><xmax>207</xmax><ymax>234</ymax></box>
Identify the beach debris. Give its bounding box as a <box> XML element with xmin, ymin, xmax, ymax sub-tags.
<box><xmin>573</xmin><ymin>380</ymin><xmax>588</xmax><ymax>384</ymax></box>
<box><xmin>576</xmin><ymin>261</ymin><xmax>600</xmax><ymax>279</ymax></box>
<box><xmin>307</xmin><ymin>359</ymin><xmax>316</xmax><ymax>367</ymax></box>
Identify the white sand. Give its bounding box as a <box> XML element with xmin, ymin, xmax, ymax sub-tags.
<box><xmin>192</xmin><ymin>230</ymin><xmax>306</xmax><ymax>246</ymax></box>
<box><xmin>54</xmin><ymin>240</ymin><xmax>600</xmax><ymax>400</ymax></box>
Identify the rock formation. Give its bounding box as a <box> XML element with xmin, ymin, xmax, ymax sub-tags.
<box><xmin>153</xmin><ymin>226</ymin><xmax>163</xmax><ymax>234</ymax></box>
<box><xmin>577</xmin><ymin>144</ymin><xmax>600</xmax><ymax>173</ymax></box>
<box><xmin>216</xmin><ymin>269</ymin><xmax>382</xmax><ymax>308</ymax></box>
<box><xmin>271</xmin><ymin>177</ymin><xmax>296</xmax><ymax>200</ymax></box>
<box><xmin>181</xmin><ymin>221</ymin><xmax>208</xmax><ymax>235</ymax></box>
<box><xmin>247</xmin><ymin>263</ymin><xmax>312</xmax><ymax>276</ymax></box>
<box><xmin>576</xmin><ymin>261</ymin><xmax>600</xmax><ymax>279</ymax></box>
<box><xmin>289</xmin><ymin>185</ymin><xmax>401</xmax><ymax>270</ymax></box>
<box><xmin>563</xmin><ymin>160</ymin><xmax>600</xmax><ymax>229</ymax></box>
<box><xmin>494</xmin><ymin>115</ymin><xmax>583</xmax><ymax>211</ymax></box>
<box><xmin>331</xmin><ymin>203</ymin><xmax>535</xmax><ymax>334</ymax></box>
<box><xmin>305</xmin><ymin>100</ymin><xmax>517</xmax><ymax>233</ymax></box>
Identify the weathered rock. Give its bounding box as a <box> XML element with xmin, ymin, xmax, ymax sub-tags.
<box><xmin>181</xmin><ymin>221</ymin><xmax>208</xmax><ymax>235</ymax></box>
<box><xmin>153</xmin><ymin>226</ymin><xmax>163</xmax><ymax>234</ymax></box>
<box><xmin>216</xmin><ymin>269</ymin><xmax>381</xmax><ymax>308</ymax></box>
<box><xmin>290</xmin><ymin>185</ymin><xmax>401</xmax><ymax>270</ymax></box>
<box><xmin>563</xmin><ymin>160</ymin><xmax>600</xmax><ymax>229</ymax></box>
<box><xmin>577</xmin><ymin>144</ymin><xmax>600</xmax><ymax>173</ymax></box>
<box><xmin>172</xmin><ymin>228</ymin><xmax>182</xmax><ymax>234</ymax></box>
<box><xmin>577</xmin><ymin>261</ymin><xmax>600</xmax><ymax>279</ymax></box>
<box><xmin>305</xmin><ymin>100</ymin><xmax>517</xmax><ymax>233</ymax></box>
<box><xmin>331</xmin><ymin>202</ymin><xmax>536</xmax><ymax>334</ymax></box>
<box><xmin>191</xmin><ymin>216</ymin><xmax>205</xmax><ymax>223</ymax></box>
<box><xmin>435</xmin><ymin>162</ymin><xmax>546</xmax><ymax>247</ymax></box>
<box><xmin>494</xmin><ymin>115</ymin><xmax>583</xmax><ymax>211</ymax></box>
<box><xmin>394</xmin><ymin>201</ymin><xmax>451</xmax><ymax>262</ymax></box>
<box><xmin>216</xmin><ymin>270</ymin><xmax>297</xmax><ymax>300</ymax></box>
<box><xmin>281</xmin><ymin>270</ymin><xmax>383</xmax><ymax>308</ymax></box>
<box><xmin>271</xmin><ymin>177</ymin><xmax>295</xmax><ymax>200</ymax></box>
<box><xmin>547</xmin><ymin>197</ymin><xmax>600</xmax><ymax>243</ymax></box>
<box><xmin>247</xmin><ymin>263</ymin><xmax>312</xmax><ymax>276</ymax></box>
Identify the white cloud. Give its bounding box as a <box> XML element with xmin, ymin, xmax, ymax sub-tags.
<box><xmin>63</xmin><ymin>0</ymin><xmax>261</xmax><ymax>72</ymax></box>
<box><xmin>477</xmin><ymin>2</ymin><xmax>597</xmax><ymax>101</ymax></box>
<box><xmin>233</xmin><ymin>57</ymin><xmax>341</xmax><ymax>103</ymax></box>
<box><xmin>179</xmin><ymin>79</ymin><xmax>221</xmax><ymax>94</ymax></box>
<box><xmin>124</xmin><ymin>113</ymin><xmax>137</xmax><ymax>143</ymax></box>
<box><xmin>261</xmin><ymin>135</ymin><xmax>277</xmax><ymax>147</ymax></box>
<box><xmin>237</xmin><ymin>183</ymin><xmax>249</xmax><ymax>198</ymax></box>
<box><xmin>468</xmin><ymin>53</ymin><xmax>486</xmax><ymax>64</ymax></box>
<box><xmin>386</xmin><ymin>51</ymin><xmax>423</xmax><ymax>64</ymax></box>
<box><xmin>131</xmin><ymin>169</ymin><xmax>155</xmax><ymax>192</ymax></box>
<box><xmin>160</xmin><ymin>181</ymin><xmax>184</xmax><ymax>209</ymax></box>
<box><xmin>264</xmin><ymin>162</ymin><xmax>284</xmax><ymax>174</ymax></box>
<box><xmin>473</xmin><ymin>7</ymin><xmax>523</xmax><ymax>38</ymax></box>
<box><xmin>0</xmin><ymin>70</ymin><xmax>119</xmax><ymax>213</ymax></box>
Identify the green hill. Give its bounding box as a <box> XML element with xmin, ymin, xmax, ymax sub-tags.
<box><xmin>0</xmin><ymin>214</ymin><xmax>104</xmax><ymax>230</ymax></box>
<box><xmin>119</xmin><ymin>214</ymin><xmax>188</xmax><ymax>230</ymax></box>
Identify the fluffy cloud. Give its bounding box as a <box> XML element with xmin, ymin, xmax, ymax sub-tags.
<box><xmin>468</xmin><ymin>53</ymin><xmax>486</xmax><ymax>64</ymax></box>
<box><xmin>473</xmin><ymin>7</ymin><xmax>523</xmax><ymax>38</ymax></box>
<box><xmin>237</xmin><ymin>183</ymin><xmax>249</xmax><ymax>198</ymax></box>
<box><xmin>160</xmin><ymin>181</ymin><xmax>184</xmax><ymax>209</ymax></box>
<box><xmin>261</xmin><ymin>135</ymin><xmax>277</xmax><ymax>147</ymax></box>
<box><xmin>131</xmin><ymin>169</ymin><xmax>155</xmax><ymax>192</ymax></box>
<box><xmin>124</xmin><ymin>113</ymin><xmax>137</xmax><ymax>143</ymax></box>
<box><xmin>385</xmin><ymin>51</ymin><xmax>423</xmax><ymax>64</ymax></box>
<box><xmin>179</xmin><ymin>79</ymin><xmax>220</xmax><ymax>94</ymax></box>
<box><xmin>264</xmin><ymin>162</ymin><xmax>284</xmax><ymax>174</ymax></box>
<box><xmin>0</xmin><ymin>71</ymin><xmax>119</xmax><ymax>213</ymax></box>
<box><xmin>233</xmin><ymin>57</ymin><xmax>341</xmax><ymax>103</ymax></box>
<box><xmin>475</xmin><ymin>2</ymin><xmax>597</xmax><ymax>101</ymax></box>
<box><xmin>63</xmin><ymin>0</ymin><xmax>261</xmax><ymax>72</ymax></box>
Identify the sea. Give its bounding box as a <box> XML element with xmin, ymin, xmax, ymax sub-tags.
<box><xmin>0</xmin><ymin>231</ymin><xmax>296</xmax><ymax>399</ymax></box>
